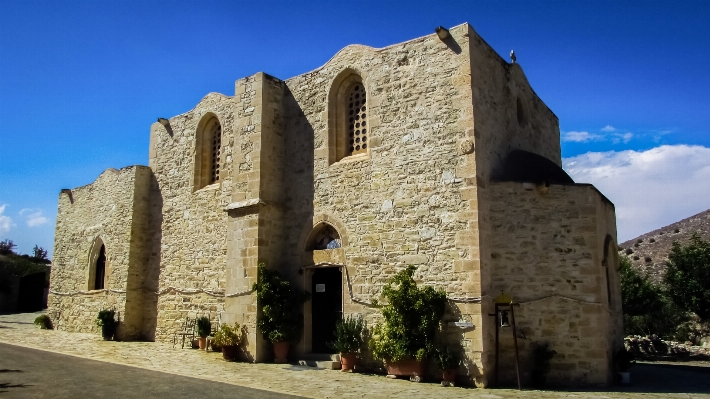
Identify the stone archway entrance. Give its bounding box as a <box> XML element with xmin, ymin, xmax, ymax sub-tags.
<box><xmin>302</xmin><ymin>221</ymin><xmax>345</xmax><ymax>354</ymax></box>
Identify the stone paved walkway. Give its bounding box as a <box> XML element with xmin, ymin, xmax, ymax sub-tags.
<box><xmin>1</xmin><ymin>312</ymin><xmax>708</xmax><ymax>398</ymax></box>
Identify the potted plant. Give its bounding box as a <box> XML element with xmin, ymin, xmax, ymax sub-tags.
<box><xmin>213</xmin><ymin>322</ymin><xmax>243</xmax><ymax>361</ymax></box>
<box><xmin>252</xmin><ymin>263</ymin><xmax>310</xmax><ymax>363</ymax></box>
<box><xmin>196</xmin><ymin>316</ymin><xmax>211</xmax><ymax>350</ymax></box>
<box><xmin>33</xmin><ymin>314</ymin><xmax>53</xmax><ymax>330</ymax></box>
<box><xmin>435</xmin><ymin>346</ymin><xmax>461</xmax><ymax>386</ymax></box>
<box><xmin>328</xmin><ymin>315</ymin><xmax>366</xmax><ymax>372</ymax></box>
<box><xmin>615</xmin><ymin>348</ymin><xmax>635</xmax><ymax>384</ymax></box>
<box><xmin>369</xmin><ymin>265</ymin><xmax>447</xmax><ymax>381</ymax></box>
<box><xmin>96</xmin><ymin>309</ymin><xmax>116</xmax><ymax>341</ymax></box>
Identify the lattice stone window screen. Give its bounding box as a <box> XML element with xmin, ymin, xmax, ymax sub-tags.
<box><xmin>347</xmin><ymin>84</ymin><xmax>367</xmax><ymax>155</ymax></box>
<box><xmin>210</xmin><ymin>124</ymin><xmax>221</xmax><ymax>184</ymax></box>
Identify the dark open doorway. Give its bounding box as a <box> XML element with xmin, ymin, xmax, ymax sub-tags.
<box><xmin>311</xmin><ymin>267</ymin><xmax>342</xmax><ymax>353</ymax></box>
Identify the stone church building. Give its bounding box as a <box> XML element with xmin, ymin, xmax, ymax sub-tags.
<box><xmin>49</xmin><ymin>23</ymin><xmax>623</xmax><ymax>386</ymax></box>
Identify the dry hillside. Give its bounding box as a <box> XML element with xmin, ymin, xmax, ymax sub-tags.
<box><xmin>618</xmin><ymin>209</ymin><xmax>710</xmax><ymax>283</ymax></box>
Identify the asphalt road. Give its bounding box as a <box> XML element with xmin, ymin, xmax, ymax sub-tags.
<box><xmin>0</xmin><ymin>343</ymin><xmax>306</xmax><ymax>399</ymax></box>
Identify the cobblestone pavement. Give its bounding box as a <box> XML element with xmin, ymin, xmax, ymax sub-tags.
<box><xmin>1</xmin><ymin>312</ymin><xmax>709</xmax><ymax>399</ymax></box>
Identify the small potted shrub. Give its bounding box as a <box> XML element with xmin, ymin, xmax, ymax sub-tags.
<box><xmin>328</xmin><ymin>315</ymin><xmax>366</xmax><ymax>372</ymax></box>
<box><xmin>615</xmin><ymin>348</ymin><xmax>635</xmax><ymax>384</ymax></box>
<box><xmin>252</xmin><ymin>263</ymin><xmax>310</xmax><ymax>363</ymax></box>
<box><xmin>369</xmin><ymin>265</ymin><xmax>447</xmax><ymax>381</ymax></box>
<box><xmin>213</xmin><ymin>322</ymin><xmax>243</xmax><ymax>361</ymax></box>
<box><xmin>195</xmin><ymin>316</ymin><xmax>211</xmax><ymax>350</ymax></box>
<box><xmin>33</xmin><ymin>314</ymin><xmax>53</xmax><ymax>330</ymax></box>
<box><xmin>96</xmin><ymin>309</ymin><xmax>116</xmax><ymax>340</ymax></box>
<box><xmin>435</xmin><ymin>346</ymin><xmax>461</xmax><ymax>386</ymax></box>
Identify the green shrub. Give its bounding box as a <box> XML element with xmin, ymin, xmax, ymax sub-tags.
<box><xmin>369</xmin><ymin>265</ymin><xmax>447</xmax><ymax>361</ymax></box>
<box><xmin>96</xmin><ymin>309</ymin><xmax>115</xmax><ymax>327</ymax></box>
<box><xmin>664</xmin><ymin>233</ymin><xmax>710</xmax><ymax>321</ymax></box>
<box><xmin>328</xmin><ymin>315</ymin><xmax>366</xmax><ymax>354</ymax></box>
<box><xmin>196</xmin><ymin>316</ymin><xmax>211</xmax><ymax>338</ymax></box>
<box><xmin>252</xmin><ymin>263</ymin><xmax>310</xmax><ymax>343</ymax></box>
<box><xmin>434</xmin><ymin>346</ymin><xmax>461</xmax><ymax>370</ymax></box>
<box><xmin>213</xmin><ymin>322</ymin><xmax>243</xmax><ymax>347</ymax></box>
<box><xmin>33</xmin><ymin>314</ymin><xmax>53</xmax><ymax>329</ymax></box>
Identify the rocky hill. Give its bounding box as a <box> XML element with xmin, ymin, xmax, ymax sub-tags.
<box><xmin>618</xmin><ymin>209</ymin><xmax>710</xmax><ymax>283</ymax></box>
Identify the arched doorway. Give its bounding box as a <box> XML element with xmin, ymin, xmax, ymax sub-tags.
<box><xmin>303</xmin><ymin>222</ymin><xmax>344</xmax><ymax>353</ymax></box>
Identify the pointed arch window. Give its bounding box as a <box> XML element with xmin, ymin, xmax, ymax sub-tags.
<box><xmin>194</xmin><ymin>115</ymin><xmax>222</xmax><ymax>190</ymax></box>
<box><xmin>88</xmin><ymin>238</ymin><xmax>107</xmax><ymax>290</ymax></box>
<box><xmin>327</xmin><ymin>71</ymin><xmax>369</xmax><ymax>164</ymax></box>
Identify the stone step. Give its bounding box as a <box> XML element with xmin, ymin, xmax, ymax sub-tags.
<box><xmin>299</xmin><ymin>353</ymin><xmax>341</xmax><ymax>361</ymax></box>
<box><xmin>298</xmin><ymin>359</ymin><xmax>341</xmax><ymax>369</ymax></box>
<box><xmin>297</xmin><ymin>353</ymin><xmax>341</xmax><ymax>369</ymax></box>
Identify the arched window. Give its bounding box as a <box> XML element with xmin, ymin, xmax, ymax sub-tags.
<box><xmin>88</xmin><ymin>238</ymin><xmax>107</xmax><ymax>290</ymax></box>
<box><xmin>602</xmin><ymin>235</ymin><xmax>617</xmax><ymax>308</ymax></box>
<box><xmin>94</xmin><ymin>245</ymin><xmax>106</xmax><ymax>290</ymax></box>
<box><xmin>194</xmin><ymin>115</ymin><xmax>222</xmax><ymax>190</ymax></box>
<box><xmin>328</xmin><ymin>70</ymin><xmax>368</xmax><ymax>164</ymax></box>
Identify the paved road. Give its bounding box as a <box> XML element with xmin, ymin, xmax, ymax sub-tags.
<box><xmin>0</xmin><ymin>343</ymin><xmax>306</xmax><ymax>399</ymax></box>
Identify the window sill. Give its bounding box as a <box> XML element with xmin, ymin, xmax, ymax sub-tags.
<box><xmin>193</xmin><ymin>182</ymin><xmax>221</xmax><ymax>194</ymax></box>
<box><xmin>330</xmin><ymin>152</ymin><xmax>369</xmax><ymax>167</ymax></box>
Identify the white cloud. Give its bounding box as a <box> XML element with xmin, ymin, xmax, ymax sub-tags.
<box><xmin>563</xmin><ymin>145</ymin><xmax>710</xmax><ymax>242</ymax></box>
<box><xmin>601</xmin><ymin>125</ymin><xmax>616</xmax><ymax>132</ymax></box>
<box><xmin>19</xmin><ymin>208</ymin><xmax>48</xmax><ymax>227</ymax></box>
<box><xmin>611</xmin><ymin>132</ymin><xmax>633</xmax><ymax>144</ymax></box>
<box><xmin>0</xmin><ymin>204</ymin><xmax>15</xmax><ymax>235</ymax></box>
<box><xmin>562</xmin><ymin>131</ymin><xmax>604</xmax><ymax>142</ymax></box>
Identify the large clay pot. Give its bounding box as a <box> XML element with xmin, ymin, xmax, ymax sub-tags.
<box><xmin>197</xmin><ymin>337</ymin><xmax>207</xmax><ymax>350</ymax></box>
<box><xmin>221</xmin><ymin>345</ymin><xmax>239</xmax><ymax>361</ymax></box>
<box><xmin>273</xmin><ymin>341</ymin><xmax>289</xmax><ymax>363</ymax></box>
<box><xmin>385</xmin><ymin>358</ymin><xmax>426</xmax><ymax>381</ymax></box>
<box><xmin>340</xmin><ymin>352</ymin><xmax>357</xmax><ymax>372</ymax></box>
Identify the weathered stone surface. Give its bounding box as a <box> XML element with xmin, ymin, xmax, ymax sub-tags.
<box><xmin>49</xmin><ymin>22</ymin><xmax>621</xmax><ymax>386</ymax></box>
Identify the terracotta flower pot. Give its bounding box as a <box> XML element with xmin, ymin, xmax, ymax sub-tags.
<box><xmin>340</xmin><ymin>352</ymin><xmax>357</xmax><ymax>372</ymax></box>
<box><xmin>197</xmin><ymin>337</ymin><xmax>207</xmax><ymax>350</ymax></box>
<box><xmin>384</xmin><ymin>358</ymin><xmax>426</xmax><ymax>381</ymax></box>
<box><xmin>442</xmin><ymin>368</ymin><xmax>457</xmax><ymax>382</ymax></box>
<box><xmin>273</xmin><ymin>341</ymin><xmax>289</xmax><ymax>363</ymax></box>
<box><xmin>221</xmin><ymin>345</ymin><xmax>239</xmax><ymax>361</ymax></box>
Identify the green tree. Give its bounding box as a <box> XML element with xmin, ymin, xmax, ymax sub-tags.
<box><xmin>32</xmin><ymin>245</ymin><xmax>48</xmax><ymax>260</ymax></box>
<box><xmin>664</xmin><ymin>233</ymin><xmax>710</xmax><ymax>321</ymax></box>
<box><xmin>620</xmin><ymin>257</ymin><xmax>663</xmax><ymax>316</ymax></box>
<box><xmin>620</xmin><ymin>256</ymin><xmax>688</xmax><ymax>338</ymax></box>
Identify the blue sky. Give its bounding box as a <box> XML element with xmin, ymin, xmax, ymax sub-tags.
<box><xmin>1</xmin><ymin>0</ymin><xmax>709</xmax><ymax>256</ymax></box>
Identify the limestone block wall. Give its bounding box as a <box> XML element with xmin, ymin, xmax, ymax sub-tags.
<box><xmin>224</xmin><ymin>72</ymin><xmax>287</xmax><ymax>362</ymax></box>
<box><xmin>149</xmin><ymin>92</ymin><xmax>235</xmax><ymax>342</ymax></box>
<box><xmin>49</xmin><ymin>166</ymin><xmax>152</xmax><ymax>339</ymax></box>
<box><xmin>278</xmin><ymin>23</ymin><xmax>486</xmax><ymax>373</ymax></box>
<box><xmin>486</xmin><ymin>182</ymin><xmax>623</xmax><ymax>386</ymax></box>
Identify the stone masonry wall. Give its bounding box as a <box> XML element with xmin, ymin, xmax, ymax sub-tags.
<box><xmin>466</xmin><ymin>23</ymin><xmax>565</xmax><ymax>385</ymax></box>
<box><xmin>148</xmin><ymin>92</ymin><xmax>236</xmax><ymax>342</ymax></box>
<box><xmin>279</xmin><ymin>23</ymin><xmax>485</xmax><ymax>373</ymax></box>
<box><xmin>224</xmin><ymin>72</ymin><xmax>287</xmax><ymax>362</ymax></box>
<box><xmin>487</xmin><ymin>182</ymin><xmax>623</xmax><ymax>386</ymax></box>
<box><xmin>49</xmin><ymin>166</ymin><xmax>150</xmax><ymax>339</ymax></box>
